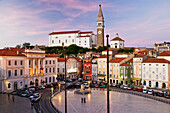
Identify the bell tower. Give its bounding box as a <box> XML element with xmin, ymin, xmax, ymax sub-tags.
<box><xmin>97</xmin><ymin>4</ymin><xmax>104</xmax><ymax>48</ymax></box>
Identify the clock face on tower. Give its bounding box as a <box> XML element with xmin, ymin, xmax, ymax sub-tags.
<box><xmin>98</xmin><ymin>30</ymin><xmax>101</xmax><ymax>34</ymax></box>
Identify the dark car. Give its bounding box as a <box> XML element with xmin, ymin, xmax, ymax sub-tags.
<box><xmin>133</xmin><ymin>87</ymin><xmax>138</xmax><ymax>91</ymax></box>
<box><xmin>164</xmin><ymin>93</ymin><xmax>170</xmax><ymax>99</ymax></box>
<box><xmin>90</xmin><ymin>83</ymin><xmax>95</xmax><ymax>88</ymax></box>
<box><xmin>45</xmin><ymin>84</ymin><xmax>53</xmax><ymax>88</ymax></box>
<box><xmin>116</xmin><ymin>84</ymin><xmax>120</xmax><ymax>88</ymax></box>
<box><xmin>95</xmin><ymin>84</ymin><xmax>99</xmax><ymax>88</ymax></box>
<box><xmin>153</xmin><ymin>91</ymin><xmax>159</xmax><ymax>96</ymax></box>
<box><xmin>158</xmin><ymin>92</ymin><xmax>164</xmax><ymax>97</ymax></box>
<box><xmin>137</xmin><ymin>88</ymin><xmax>143</xmax><ymax>92</ymax></box>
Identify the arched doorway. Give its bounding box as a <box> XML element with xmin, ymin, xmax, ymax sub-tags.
<box><xmin>14</xmin><ymin>82</ymin><xmax>18</xmax><ymax>90</ymax></box>
<box><xmin>149</xmin><ymin>81</ymin><xmax>151</xmax><ymax>87</ymax></box>
<box><xmin>162</xmin><ymin>83</ymin><xmax>166</xmax><ymax>88</ymax></box>
<box><xmin>35</xmin><ymin>79</ymin><xmax>38</xmax><ymax>86</ymax></box>
<box><xmin>143</xmin><ymin>80</ymin><xmax>146</xmax><ymax>85</ymax></box>
<box><xmin>156</xmin><ymin>82</ymin><xmax>158</xmax><ymax>88</ymax></box>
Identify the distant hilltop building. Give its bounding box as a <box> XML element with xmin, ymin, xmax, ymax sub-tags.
<box><xmin>110</xmin><ymin>33</ymin><xmax>124</xmax><ymax>49</ymax></box>
<box><xmin>154</xmin><ymin>41</ymin><xmax>170</xmax><ymax>53</ymax></box>
<box><xmin>97</xmin><ymin>4</ymin><xmax>104</xmax><ymax>48</ymax></box>
<box><xmin>49</xmin><ymin>30</ymin><xmax>97</xmax><ymax>48</ymax></box>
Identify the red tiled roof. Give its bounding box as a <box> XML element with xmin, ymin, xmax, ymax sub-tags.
<box><xmin>58</xmin><ymin>58</ymin><xmax>68</xmax><ymax>62</ymax></box>
<box><xmin>115</xmin><ymin>53</ymin><xmax>129</xmax><ymax>55</ymax></box>
<box><xmin>109</xmin><ymin>58</ymin><xmax>126</xmax><ymax>63</ymax></box>
<box><xmin>45</xmin><ymin>54</ymin><xmax>58</xmax><ymax>57</ymax></box>
<box><xmin>127</xmin><ymin>59</ymin><xmax>133</xmax><ymax>63</ymax></box>
<box><xmin>98</xmin><ymin>55</ymin><xmax>111</xmax><ymax>58</ymax></box>
<box><xmin>142</xmin><ymin>58</ymin><xmax>170</xmax><ymax>63</ymax></box>
<box><xmin>80</xmin><ymin>31</ymin><xmax>93</xmax><ymax>34</ymax></box>
<box><xmin>110</xmin><ymin>37</ymin><xmax>124</xmax><ymax>41</ymax></box>
<box><xmin>49</xmin><ymin>30</ymin><xmax>80</xmax><ymax>35</ymax></box>
<box><xmin>158</xmin><ymin>51</ymin><xmax>170</xmax><ymax>56</ymax></box>
<box><xmin>78</xmin><ymin>35</ymin><xmax>90</xmax><ymax>37</ymax></box>
<box><xmin>0</xmin><ymin>49</ymin><xmax>25</xmax><ymax>56</ymax></box>
<box><xmin>120</xmin><ymin>63</ymin><xmax>131</xmax><ymax>66</ymax></box>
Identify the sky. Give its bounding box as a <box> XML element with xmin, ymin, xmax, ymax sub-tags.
<box><xmin>0</xmin><ymin>0</ymin><xmax>170</xmax><ymax>48</ymax></box>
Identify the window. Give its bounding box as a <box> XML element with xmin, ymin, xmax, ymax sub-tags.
<box><xmin>163</xmin><ymin>68</ymin><xmax>165</xmax><ymax>73</ymax></box>
<box><xmin>163</xmin><ymin>75</ymin><xmax>165</xmax><ymax>80</ymax></box>
<box><xmin>156</xmin><ymin>75</ymin><xmax>158</xmax><ymax>79</ymax></box>
<box><xmin>46</xmin><ymin>60</ymin><xmax>48</xmax><ymax>64</ymax></box>
<box><xmin>117</xmin><ymin>69</ymin><xmax>118</xmax><ymax>72</ymax></box>
<box><xmin>55</xmin><ymin>37</ymin><xmax>58</xmax><ymax>39</ymax></box>
<box><xmin>103</xmin><ymin>65</ymin><xmax>105</xmax><ymax>68</ymax></box>
<box><xmin>49</xmin><ymin>77</ymin><xmax>51</xmax><ymax>83</ymax></box>
<box><xmin>15</xmin><ymin>61</ymin><xmax>17</xmax><ymax>65</ymax></box>
<box><xmin>143</xmin><ymin>74</ymin><xmax>145</xmax><ymax>78</ymax></box>
<box><xmin>46</xmin><ymin>68</ymin><xmax>48</xmax><ymax>73</ymax></box>
<box><xmin>20</xmin><ymin>61</ymin><xmax>23</xmax><ymax>65</ymax></box>
<box><xmin>20</xmin><ymin>82</ymin><xmax>22</xmax><ymax>86</ymax></box>
<box><xmin>156</xmin><ymin>64</ymin><xmax>158</xmax><ymax>66</ymax></box>
<box><xmin>29</xmin><ymin>60</ymin><xmax>31</xmax><ymax>65</ymax></box>
<box><xmin>110</xmin><ymin>74</ymin><xmax>112</xmax><ymax>77</ymax></box>
<box><xmin>149</xmin><ymin>64</ymin><xmax>151</xmax><ymax>66</ymax></box>
<box><xmin>79</xmin><ymin>41</ymin><xmax>81</xmax><ymax>43</ymax></box>
<box><xmin>110</xmin><ymin>64</ymin><xmax>112</xmax><ymax>67</ymax></box>
<box><xmin>53</xmin><ymin>60</ymin><xmax>55</xmax><ymax>64</ymax></box>
<box><xmin>121</xmin><ymin>70</ymin><xmax>123</xmax><ymax>73</ymax></box>
<box><xmin>8</xmin><ymin>70</ymin><xmax>11</xmax><ymax>77</ymax></box>
<box><xmin>63</xmin><ymin>68</ymin><xmax>64</xmax><ymax>72</ymax></box>
<box><xmin>45</xmin><ymin>77</ymin><xmax>47</xmax><ymax>83</ymax></box>
<box><xmin>143</xmin><ymin>67</ymin><xmax>145</xmax><ymax>71</ymax></box>
<box><xmin>86</xmin><ymin>71</ymin><xmax>90</xmax><ymax>74</ymax></box>
<box><xmin>156</xmin><ymin>68</ymin><xmax>158</xmax><ymax>73</ymax></box>
<box><xmin>114</xmin><ymin>74</ymin><xmax>115</xmax><ymax>78</ymax></box>
<box><xmin>57</xmin><ymin>68</ymin><xmax>59</xmax><ymax>72</ymax></box>
<box><xmin>103</xmin><ymin>71</ymin><xmax>105</xmax><ymax>75</ymax></box>
<box><xmin>8</xmin><ymin>83</ymin><xmax>11</xmax><ymax>89</ymax></box>
<box><xmin>53</xmin><ymin>68</ymin><xmax>55</xmax><ymax>73</ymax></box>
<box><xmin>149</xmin><ymin>67</ymin><xmax>151</xmax><ymax>71</ymax></box>
<box><xmin>59</xmin><ymin>40</ymin><xmax>61</xmax><ymax>43</ymax></box>
<box><xmin>99</xmin><ymin>71</ymin><xmax>101</xmax><ymax>74</ymax></box>
<box><xmin>85</xmin><ymin>65</ymin><xmax>86</xmax><ymax>69</ymax></box>
<box><xmin>113</xmin><ymin>64</ymin><xmax>115</xmax><ymax>67</ymax></box>
<box><xmin>99</xmin><ymin>65</ymin><xmax>101</xmax><ymax>68</ymax></box>
<box><xmin>8</xmin><ymin>61</ymin><xmax>11</xmax><ymax>65</ymax></box>
<box><xmin>117</xmin><ymin>63</ymin><xmax>119</xmax><ymax>66</ymax></box>
<box><xmin>85</xmin><ymin>41</ymin><xmax>86</xmax><ymax>43</ymax></box>
<box><xmin>114</xmin><ymin>69</ymin><xmax>115</xmax><ymax>72</ymax></box>
<box><xmin>88</xmin><ymin>65</ymin><xmax>90</xmax><ymax>69</ymax></box>
<box><xmin>68</xmin><ymin>36</ymin><xmax>71</xmax><ymax>38</ymax></box>
<box><xmin>20</xmin><ymin>69</ymin><xmax>23</xmax><ymax>75</ymax></box>
<box><xmin>110</xmin><ymin>69</ymin><xmax>112</xmax><ymax>72</ymax></box>
<box><xmin>103</xmin><ymin>60</ymin><xmax>105</xmax><ymax>62</ymax></box>
<box><xmin>15</xmin><ymin>70</ymin><xmax>17</xmax><ymax>76</ymax></box>
<box><xmin>117</xmin><ymin>75</ymin><xmax>118</xmax><ymax>78</ymax></box>
<box><xmin>66</xmin><ymin>40</ymin><xmax>67</xmax><ymax>43</ymax></box>
<box><xmin>72</xmin><ymin>39</ymin><xmax>74</xmax><ymax>43</ymax></box>
<box><xmin>52</xmin><ymin>40</ymin><xmax>54</xmax><ymax>43</ymax></box>
<box><xmin>149</xmin><ymin>74</ymin><xmax>151</xmax><ymax>78</ymax></box>
<box><xmin>49</xmin><ymin>60</ymin><xmax>51</xmax><ymax>64</ymax></box>
<box><xmin>49</xmin><ymin>68</ymin><xmax>51</xmax><ymax>73</ymax></box>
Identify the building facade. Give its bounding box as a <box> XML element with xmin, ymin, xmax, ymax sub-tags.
<box><xmin>110</xmin><ymin>33</ymin><xmax>124</xmax><ymax>49</ymax></box>
<box><xmin>83</xmin><ymin>62</ymin><xmax>92</xmax><ymax>80</ymax></box>
<box><xmin>92</xmin><ymin>58</ymin><xmax>98</xmax><ymax>81</ymax></box>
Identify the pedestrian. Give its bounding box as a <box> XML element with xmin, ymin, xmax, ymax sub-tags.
<box><xmin>12</xmin><ymin>95</ymin><xmax>15</xmax><ymax>102</ymax></box>
<box><xmin>31</xmin><ymin>101</ymin><xmax>34</xmax><ymax>109</ymax></box>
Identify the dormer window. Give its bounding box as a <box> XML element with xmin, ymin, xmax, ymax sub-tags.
<box><xmin>68</xmin><ymin>36</ymin><xmax>71</xmax><ymax>38</ymax></box>
<box><xmin>55</xmin><ymin>37</ymin><xmax>58</xmax><ymax>39</ymax></box>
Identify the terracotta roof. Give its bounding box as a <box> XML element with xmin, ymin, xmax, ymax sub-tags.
<box><xmin>110</xmin><ymin>37</ymin><xmax>124</xmax><ymax>41</ymax></box>
<box><xmin>45</xmin><ymin>54</ymin><xmax>58</xmax><ymax>57</ymax></box>
<box><xmin>158</xmin><ymin>51</ymin><xmax>170</xmax><ymax>56</ymax></box>
<box><xmin>115</xmin><ymin>53</ymin><xmax>129</xmax><ymax>55</ymax></box>
<box><xmin>78</xmin><ymin>35</ymin><xmax>90</xmax><ymax>37</ymax></box>
<box><xmin>98</xmin><ymin>55</ymin><xmax>110</xmax><ymax>58</ymax></box>
<box><xmin>120</xmin><ymin>63</ymin><xmax>131</xmax><ymax>66</ymax></box>
<box><xmin>49</xmin><ymin>30</ymin><xmax>80</xmax><ymax>35</ymax></box>
<box><xmin>109</xmin><ymin>58</ymin><xmax>126</xmax><ymax>63</ymax></box>
<box><xmin>58</xmin><ymin>58</ymin><xmax>68</xmax><ymax>62</ymax></box>
<box><xmin>80</xmin><ymin>31</ymin><xmax>93</xmax><ymax>34</ymax></box>
<box><xmin>142</xmin><ymin>58</ymin><xmax>170</xmax><ymax>63</ymax></box>
<box><xmin>127</xmin><ymin>59</ymin><xmax>133</xmax><ymax>63</ymax></box>
<box><xmin>0</xmin><ymin>49</ymin><xmax>25</xmax><ymax>56</ymax></box>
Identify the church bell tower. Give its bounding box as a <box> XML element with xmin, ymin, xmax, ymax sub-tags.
<box><xmin>97</xmin><ymin>4</ymin><xmax>104</xmax><ymax>48</ymax></box>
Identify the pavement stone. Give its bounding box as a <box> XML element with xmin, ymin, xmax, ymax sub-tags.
<box><xmin>0</xmin><ymin>94</ymin><xmax>36</xmax><ymax>113</ymax></box>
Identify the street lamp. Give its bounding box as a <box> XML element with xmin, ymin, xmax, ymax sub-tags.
<box><xmin>62</xmin><ymin>42</ymin><xmax>67</xmax><ymax>113</ymax></box>
<box><xmin>106</xmin><ymin>34</ymin><xmax>110</xmax><ymax>113</ymax></box>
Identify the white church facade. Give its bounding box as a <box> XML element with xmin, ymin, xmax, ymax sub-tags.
<box><xmin>110</xmin><ymin>33</ymin><xmax>124</xmax><ymax>49</ymax></box>
<box><xmin>49</xmin><ymin>30</ymin><xmax>97</xmax><ymax>48</ymax></box>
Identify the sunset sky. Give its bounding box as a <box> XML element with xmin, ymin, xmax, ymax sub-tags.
<box><xmin>0</xmin><ymin>0</ymin><xmax>170</xmax><ymax>48</ymax></box>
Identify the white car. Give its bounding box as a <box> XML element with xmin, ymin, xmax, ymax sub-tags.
<box><xmin>123</xmin><ymin>85</ymin><xmax>128</xmax><ymax>89</ymax></box>
<box><xmin>112</xmin><ymin>83</ymin><xmax>116</xmax><ymax>87</ymax></box>
<box><xmin>143</xmin><ymin>89</ymin><xmax>147</xmax><ymax>93</ymax></box>
<box><xmin>31</xmin><ymin>94</ymin><xmax>41</xmax><ymax>102</ymax></box>
<box><xmin>59</xmin><ymin>81</ymin><xmax>65</xmax><ymax>85</ymax></box>
<box><xmin>29</xmin><ymin>93</ymin><xmax>40</xmax><ymax>99</ymax></box>
<box><xmin>84</xmin><ymin>83</ymin><xmax>89</xmax><ymax>88</ymax></box>
<box><xmin>148</xmin><ymin>89</ymin><xmax>153</xmax><ymax>95</ymax></box>
<box><xmin>40</xmin><ymin>85</ymin><xmax>45</xmax><ymax>89</ymax></box>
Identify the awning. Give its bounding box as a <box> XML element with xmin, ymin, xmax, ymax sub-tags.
<box><xmin>133</xmin><ymin>78</ymin><xmax>141</xmax><ymax>81</ymax></box>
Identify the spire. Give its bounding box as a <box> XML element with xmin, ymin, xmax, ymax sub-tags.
<box><xmin>98</xmin><ymin>4</ymin><xmax>104</xmax><ymax>18</ymax></box>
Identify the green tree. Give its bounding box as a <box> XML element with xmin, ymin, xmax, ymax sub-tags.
<box><xmin>22</xmin><ymin>42</ymin><xmax>30</xmax><ymax>48</ymax></box>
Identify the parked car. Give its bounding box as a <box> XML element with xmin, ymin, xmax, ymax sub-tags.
<box><xmin>123</xmin><ymin>85</ymin><xmax>128</xmax><ymax>90</ymax></box>
<box><xmin>75</xmin><ymin>82</ymin><xmax>81</xmax><ymax>88</ymax></box>
<box><xmin>148</xmin><ymin>89</ymin><xmax>153</xmax><ymax>95</ymax></box>
<box><xmin>29</xmin><ymin>93</ymin><xmax>40</xmax><ymax>100</ymax></box>
<box><xmin>120</xmin><ymin>85</ymin><xmax>124</xmax><ymax>88</ymax></box>
<box><xmin>21</xmin><ymin>92</ymin><xmax>30</xmax><ymax>97</ymax></box>
<box><xmin>143</xmin><ymin>89</ymin><xmax>147</xmax><ymax>93</ymax></box>
<box><xmin>40</xmin><ymin>85</ymin><xmax>45</xmax><ymax>89</ymax></box>
<box><xmin>95</xmin><ymin>84</ymin><xmax>99</xmax><ymax>88</ymax></box>
<box><xmin>84</xmin><ymin>83</ymin><xmax>89</xmax><ymax>88</ymax></box>
<box><xmin>45</xmin><ymin>84</ymin><xmax>53</xmax><ymax>88</ymax></box>
<box><xmin>90</xmin><ymin>83</ymin><xmax>95</xmax><ymax>88</ymax></box>
<box><xmin>112</xmin><ymin>83</ymin><xmax>116</xmax><ymax>87</ymax></box>
<box><xmin>137</xmin><ymin>88</ymin><xmax>143</xmax><ymax>92</ymax></box>
<box><xmin>116</xmin><ymin>84</ymin><xmax>120</xmax><ymax>88</ymax></box>
<box><xmin>127</xmin><ymin>86</ymin><xmax>132</xmax><ymax>90</ymax></box>
<box><xmin>100</xmin><ymin>85</ymin><xmax>106</xmax><ymax>88</ymax></box>
<box><xmin>164</xmin><ymin>93</ymin><xmax>170</xmax><ymax>99</ymax></box>
<box><xmin>158</xmin><ymin>92</ymin><xmax>164</xmax><ymax>97</ymax></box>
<box><xmin>31</xmin><ymin>93</ymin><xmax>41</xmax><ymax>102</ymax></box>
<box><xmin>133</xmin><ymin>87</ymin><xmax>138</xmax><ymax>91</ymax></box>
<box><xmin>59</xmin><ymin>81</ymin><xmax>65</xmax><ymax>85</ymax></box>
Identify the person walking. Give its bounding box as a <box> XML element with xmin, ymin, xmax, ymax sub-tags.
<box><xmin>12</xmin><ymin>95</ymin><xmax>15</xmax><ymax>102</ymax></box>
<box><xmin>31</xmin><ymin>101</ymin><xmax>34</xmax><ymax>109</ymax></box>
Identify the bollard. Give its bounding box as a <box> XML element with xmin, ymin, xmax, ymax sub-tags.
<box><xmin>81</xmin><ymin>98</ymin><xmax>84</xmax><ymax>103</ymax></box>
<box><xmin>84</xmin><ymin>98</ymin><xmax>86</xmax><ymax>103</ymax></box>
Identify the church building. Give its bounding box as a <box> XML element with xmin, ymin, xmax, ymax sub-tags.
<box><xmin>110</xmin><ymin>33</ymin><xmax>124</xmax><ymax>49</ymax></box>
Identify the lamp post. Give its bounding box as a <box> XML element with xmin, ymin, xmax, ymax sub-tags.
<box><xmin>62</xmin><ymin>43</ymin><xmax>67</xmax><ymax>113</ymax></box>
<box><xmin>51</xmin><ymin>87</ymin><xmax>54</xmax><ymax>97</ymax></box>
<box><xmin>106</xmin><ymin>34</ymin><xmax>110</xmax><ymax>113</ymax></box>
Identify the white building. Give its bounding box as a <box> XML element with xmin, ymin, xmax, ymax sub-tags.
<box><xmin>0</xmin><ymin>46</ymin><xmax>58</xmax><ymax>93</ymax></box>
<box><xmin>142</xmin><ymin>58</ymin><xmax>170</xmax><ymax>89</ymax></box>
<box><xmin>57</xmin><ymin>58</ymin><xmax>67</xmax><ymax>80</ymax></box>
<box><xmin>49</xmin><ymin>30</ymin><xmax>97</xmax><ymax>48</ymax></box>
<box><xmin>110</xmin><ymin>33</ymin><xmax>124</xmax><ymax>49</ymax></box>
<box><xmin>92</xmin><ymin>58</ymin><xmax>98</xmax><ymax>81</ymax></box>
<box><xmin>157</xmin><ymin>51</ymin><xmax>170</xmax><ymax>61</ymax></box>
